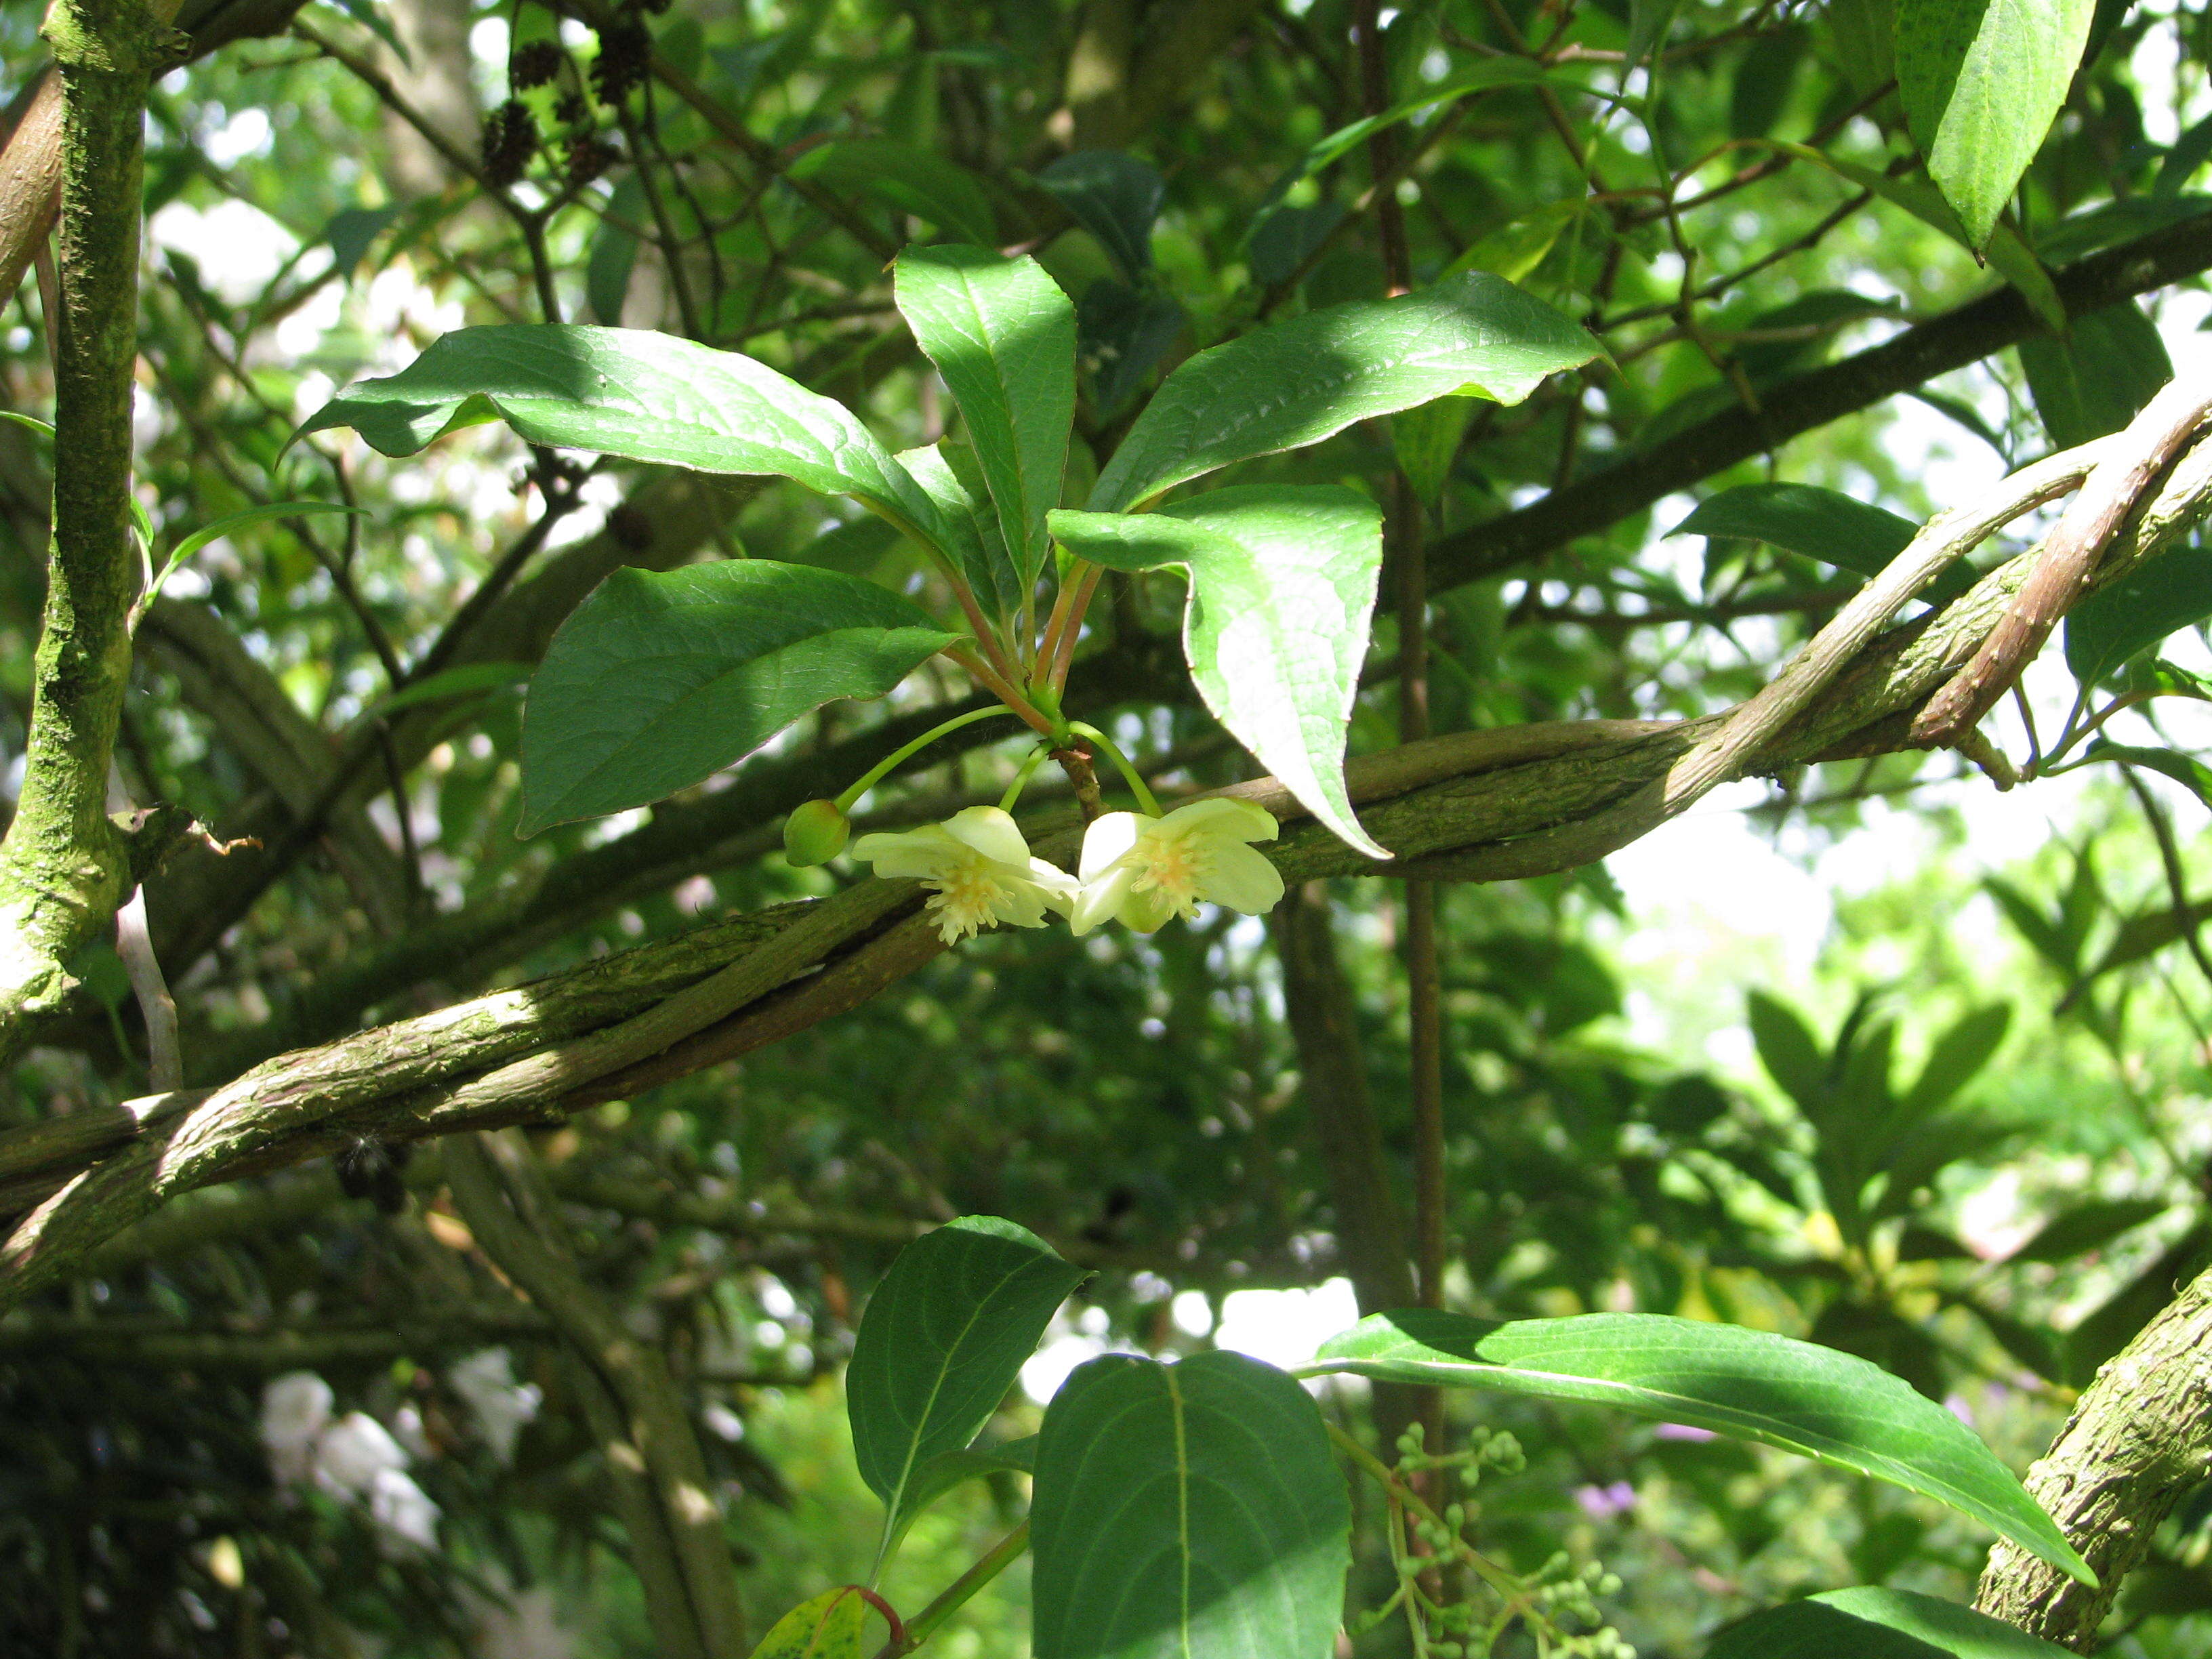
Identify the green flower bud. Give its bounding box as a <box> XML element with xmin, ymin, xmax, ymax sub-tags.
<box><xmin>783</xmin><ymin>798</ymin><xmax>850</xmax><ymax>865</ymax></box>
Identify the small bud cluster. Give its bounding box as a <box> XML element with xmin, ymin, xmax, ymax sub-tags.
<box><xmin>480</xmin><ymin>100</ymin><xmax>539</xmax><ymax>190</ymax></box>
<box><xmin>591</xmin><ymin>17</ymin><xmax>652</xmax><ymax>104</ymax></box>
<box><xmin>508</xmin><ymin>39</ymin><xmax>566</xmax><ymax>90</ymax></box>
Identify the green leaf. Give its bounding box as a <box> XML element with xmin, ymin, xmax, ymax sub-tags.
<box><xmin>298</xmin><ymin>325</ymin><xmax>953</xmax><ymax>556</ymax></box>
<box><xmin>1033</xmin><ymin>151</ymin><xmax>1164</xmax><ymax>281</ymax></box>
<box><xmin>1895</xmin><ymin>0</ymin><xmax>2096</xmax><ymax>249</ymax></box>
<box><xmin>1395</xmin><ymin>397</ymin><xmax>1477</xmax><ymax>506</ymax></box>
<box><xmin>897</xmin><ymin>442</ymin><xmax>1022</xmax><ymax>619</ymax></box>
<box><xmin>516</xmin><ymin>560</ymin><xmax>958</xmax><ymax>834</ymax></box>
<box><xmin>1673</xmin><ymin>485</ymin><xmax>1973</xmax><ymax>602</ymax></box>
<box><xmin>1309</xmin><ymin>1309</ymin><xmax>2094</xmax><ymax>1586</ymax></box>
<box><xmin>323</xmin><ymin>203</ymin><xmax>404</xmax><ymax>282</ymax></box>
<box><xmin>1705</xmin><ymin>1586</ymin><xmax>2074</xmax><ymax>1658</ymax></box>
<box><xmin>789</xmin><ymin>139</ymin><xmax>996</xmax><ymax>245</ymax></box>
<box><xmin>894</xmin><ymin>247</ymin><xmax>1075</xmax><ymax>591</ymax></box>
<box><xmin>0</xmin><ymin>410</ymin><xmax>55</xmax><ymax>440</ymax></box>
<box><xmin>1747</xmin><ymin>990</ymin><xmax>1829</xmax><ymax>1111</ymax></box>
<box><xmin>2064</xmin><ymin>544</ymin><xmax>2212</xmax><ymax>686</ymax></box>
<box><xmin>1076</xmin><ymin>279</ymin><xmax>1185</xmax><ymax>417</ymax></box>
<box><xmin>746</xmin><ymin>1588</ymin><xmax>869</xmax><ymax>1659</ymax></box>
<box><xmin>2087</xmin><ymin>741</ymin><xmax>2212</xmax><ymax>809</ymax></box>
<box><xmin>2018</xmin><ymin>302</ymin><xmax>2173</xmax><ymax>449</ymax></box>
<box><xmin>166</xmin><ymin>501</ymin><xmax>366</xmax><ymax>569</ymax></box>
<box><xmin>847</xmin><ymin>1216</ymin><xmax>1086</xmax><ymax>1563</ymax></box>
<box><xmin>1904</xmin><ymin>1004</ymin><xmax>2009</xmax><ymax>1113</ymax></box>
<box><xmin>1730</xmin><ymin>26</ymin><xmax>1810</xmax><ymax>139</ymax></box>
<box><xmin>1089</xmin><ymin>272</ymin><xmax>1601</xmax><ymax>512</ymax></box>
<box><xmin>1050</xmin><ymin>486</ymin><xmax>1388</xmax><ymax>857</ymax></box>
<box><xmin>1780</xmin><ymin>145</ymin><xmax>2065</xmax><ymax>333</ymax></box>
<box><xmin>1629</xmin><ymin>0</ymin><xmax>1687</xmax><ymax>65</ymax></box>
<box><xmin>1030</xmin><ymin>1351</ymin><xmax>1350</xmax><ymax>1659</ymax></box>
<box><xmin>587</xmin><ymin>175</ymin><xmax>647</xmax><ymax>326</ymax></box>
<box><xmin>2157</xmin><ymin>110</ymin><xmax>2212</xmax><ymax>197</ymax></box>
<box><xmin>358</xmin><ymin>661</ymin><xmax>532</xmax><ymax>722</ymax></box>
<box><xmin>1826</xmin><ymin>0</ymin><xmax>1898</xmax><ymax>96</ymax></box>
<box><xmin>2009</xmin><ymin>1197</ymin><xmax>2169</xmax><ymax>1263</ymax></box>
<box><xmin>316</xmin><ymin>0</ymin><xmax>410</xmax><ymax>65</ymax></box>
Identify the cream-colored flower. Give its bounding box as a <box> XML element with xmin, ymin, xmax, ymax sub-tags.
<box><xmin>1070</xmin><ymin>797</ymin><xmax>1284</xmax><ymax>935</ymax></box>
<box><xmin>851</xmin><ymin>806</ymin><xmax>1078</xmax><ymax>945</ymax></box>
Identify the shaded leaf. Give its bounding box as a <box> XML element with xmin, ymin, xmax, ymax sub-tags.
<box><xmin>897</xmin><ymin>442</ymin><xmax>1022</xmax><ymax>619</ymax></box>
<box><xmin>2066</xmin><ymin>545</ymin><xmax>2212</xmax><ymax>686</ymax></box>
<box><xmin>2009</xmin><ymin>1197</ymin><xmax>2170</xmax><ymax>1264</ymax></box>
<box><xmin>1747</xmin><ymin>990</ymin><xmax>1829</xmax><ymax>1113</ymax></box>
<box><xmin>789</xmin><ymin>140</ymin><xmax>996</xmax><ymax>245</ymax></box>
<box><xmin>323</xmin><ymin>203</ymin><xmax>404</xmax><ymax>282</ymax></box>
<box><xmin>587</xmin><ymin>174</ymin><xmax>647</xmax><ymax>326</ymax></box>
<box><xmin>1076</xmin><ymin>280</ymin><xmax>1185</xmax><ymax>417</ymax></box>
<box><xmin>1704</xmin><ymin>1586</ymin><xmax>2074</xmax><ymax>1658</ymax></box>
<box><xmin>1311</xmin><ymin>1309</ymin><xmax>2093</xmax><ymax>1584</ymax></box>
<box><xmin>1672</xmin><ymin>485</ymin><xmax>1972</xmax><ymax>601</ymax></box>
<box><xmin>359</xmin><ymin>661</ymin><xmax>531</xmax><ymax>722</ymax></box>
<box><xmin>2018</xmin><ymin>302</ymin><xmax>2172</xmax><ymax>450</ymax></box>
<box><xmin>1033</xmin><ymin>151</ymin><xmax>1164</xmax><ymax>280</ymax></box>
<box><xmin>2091</xmin><ymin>741</ymin><xmax>2212</xmax><ymax>809</ymax></box>
<box><xmin>1050</xmin><ymin>485</ymin><xmax>1387</xmax><ymax>857</ymax></box>
<box><xmin>1904</xmin><ymin>1004</ymin><xmax>2009</xmax><ymax>1113</ymax></box>
<box><xmin>1089</xmin><ymin>272</ymin><xmax>1600</xmax><ymax>512</ymax></box>
<box><xmin>1395</xmin><ymin>397</ymin><xmax>1477</xmax><ymax>506</ymax></box>
<box><xmin>517</xmin><ymin>561</ymin><xmax>958</xmax><ymax>833</ymax></box>
<box><xmin>1031</xmin><ymin>1351</ymin><xmax>1349</xmax><ymax>1659</ymax></box>
<box><xmin>848</xmin><ymin>1216</ymin><xmax>1086</xmax><ymax>1557</ymax></box>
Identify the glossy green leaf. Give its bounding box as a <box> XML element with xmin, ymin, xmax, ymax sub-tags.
<box><xmin>788</xmin><ymin>139</ymin><xmax>997</xmax><ymax>245</ymax></box>
<box><xmin>516</xmin><ymin>560</ymin><xmax>958</xmax><ymax>834</ymax></box>
<box><xmin>894</xmin><ymin>247</ymin><xmax>1075</xmax><ymax>590</ymax></box>
<box><xmin>1705</xmin><ymin>1586</ymin><xmax>2074</xmax><ymax>1658</ymax></box>
<box><xmin>1030</xmin><ymin>1351</ymin><xmax>1349</xmax><ymax>1659</ymax></box>
<box><xmin>1673</xmin><ymin>485</ymin><xmax>1974</xmax><ymax>601</ymax></box>
<box><xmin>1088</xmin><ymin>273</ymin><xmax>1601</xmax><ymax>512</ymax></box>
<box><xmin>298</xmin><ymin>325</ymin><xmax>952</xmax><ymax>554</ymax></box>
<box><xmin>1033</xmin><ymin>151</ymin><xmax>1164</xmax><ymax>280</ymax></box>
<box><xmin>1050</xmin><ymin>486</ymin><xmax>1388</xmax><ymax>857</ymax></box>
<box><xmin>2009</xmin><ymin>1197</ymin><xmax>2169</xmax><ymax>1264</ymax></box>
<box><xmin>847</xmin><ymin>1217</ymin><xmax>1086</xmax><ymax>1562</ymax></box>
<box><xmin>1895</xmin><ymin>0</ymin><xmax>2095</xmax><ymax>249</ymax></box>
<box><xmin>2018</xmin><ymin>302</ymin><xmax>2172</xmax><ymax>450</ymax></box>
<box><xmin>746</xmin><ymin>1588</ymin><xmax>869</xmax><ymax>1659</ymax></box>
<box><xmin>2064</xmin><ymin>544</ymin><xmax>2212</xmax><ymax>685</ymax></box>
<box><xmin>1308</xmin><ymin>1309</ymin><xmax>2094</xmax><ymax>1586</ymax></box>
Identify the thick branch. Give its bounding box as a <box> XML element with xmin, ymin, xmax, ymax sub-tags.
<box><xmin>1974</xmin><ymin>1263</ymin><xmax>2212</xmax><ymax>1648</ymax></box>
<box><xmin>0</xmin><ymin>0</ymin><xmax>162</xmax><ymax>1060</ymax></box>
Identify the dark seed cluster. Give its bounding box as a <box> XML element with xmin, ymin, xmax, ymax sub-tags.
<box><xmin>480</xmin><ymin>99</ymin><xmax>538</xmax><ymax>189</ymax></box>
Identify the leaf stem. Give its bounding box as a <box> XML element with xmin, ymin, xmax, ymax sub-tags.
<box><xmin>873</xmin><ymin>1520</ymin><xmax>1029</xmax><ymax>1659</ymax></box>
<box><xmin>834</xmin><ymin>707</ymin><xmax>1022</xmax><ymax>811</ymax></box>
<box><xmin>943</xmin><ymin>644</ymin><xmax>1057</xmax><ymax>735</ymax></box>
<box><xmin>1044</xmin><ymin>562</ymin><xmax>1105</xmax><ymax>695</ymax></box>
<box><xmin>1067</xmin><ymin>721</ymin><xmax>1162</xmax><ymax>817</ymax></box>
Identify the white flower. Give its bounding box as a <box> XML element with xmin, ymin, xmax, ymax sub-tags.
<box><xmin>367</xmin><ymin>1467</ymin><xmax>441</xmax><ymax>1553</ymax></box>
<box><xmin>260</xmin><ymin>1372</ymin><xmax>333</xmax><ymax>1486</ymax></box>
<box><xmin>851</xmin><ymin>806</ymin><xmax>1078</xmax><ymax>945</ymax></box>
<box><xmin>314</xmin><ymin>1410</ymin><xmax>409</xmax><ymax>1498</ymax></box>
<box><xmin>449</xmin><ymin>1347</ymin><xmax>542</xmax><ymax>1466</ymax></box>
<box><xmin>1071</xmin><ymin>797</ymin><xmax>1284</xmax><ymax>935</ymax></box>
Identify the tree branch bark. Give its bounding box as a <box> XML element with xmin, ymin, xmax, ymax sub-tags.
<box><xmin>0</xmin><ymin>0</ymin><xmax>164</xmax><ymax>1063</ymax></box>
<box><xmin>1974</xmin><ymin>1263</ymin><xmax>2212</xmax><ymax>1649</ymax></box>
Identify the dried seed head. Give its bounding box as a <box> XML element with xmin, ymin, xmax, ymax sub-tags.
<box><xmin>480</xmin><ymin>100</ymin><xmax>538</xmax><ymax>189</ymax></box>
<box><xmin>508</xmin><ymin>40</ymin><xmax>565</xmax><ymax>91</ymax></box>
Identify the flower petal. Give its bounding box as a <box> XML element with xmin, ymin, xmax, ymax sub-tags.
<box><xmin>941</xmin><ymin>805</ymin><xmax>1031</xmax><ymax>867</ymax></box>
<box><xmin>850</xmin><ymin>829</ymin><xmax>958</xmax><ymax>880</ymax></box>
<box><xmin>1162</xmin><ymin>796</ymin><xmax>1279</xmax><ymax>843</ymax></box>
<box><xmin>1079</xmin><ymin>811</ymin><xmax>1149</xmax><ymax>881</ymax></box>
<box><xmin>1070</xmin><ymin>865</ymin><xmax>1136</xmax><ymax>935</ymax></box>
<box><xmin>1027</xmin><ymin>858</ymin><xmax>1081</xmax><ymax>914</ymax></box>
<box><xmin>1197</xmin><ymin>842</ymin><xmax>1286</xmax><ymax>915</ymax></box>
<box><xmin>1118</xmin><ymin>883</ymin><xmax>1179</xmax><ymax>933</ymax></box>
